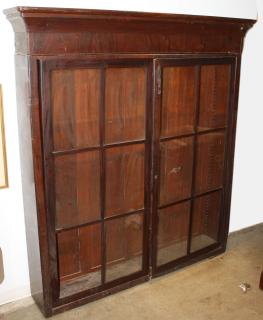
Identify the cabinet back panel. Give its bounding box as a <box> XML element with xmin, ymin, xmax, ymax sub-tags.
<box><xmin>157</xmin><ymin>201</ymin><xmax>190</xmax><ymax>266</ymax></box>
<box><xmin>195</xmin><ymin>132</ymin><xmax>225</xmax><ymax>195</ymax></box>
<box><xmin>191</xmin><ymin>191</ymin><xmax>222</xmax><ymax>252</ymax></box>
<box><xmin>159</xmin><ymin>137</ymin><xmax>194</xmax><ymax>205</ymax></box>
<box><xmin>57</xmin><ymin>224</ymin><xmax>102</xmax><ymax>281</ymax></box>
<box><xmin>105</xmin><ymin>144</ymin><xmax>145</xmax><ymax>217</ymax></box>
<box><xmin>199</xmin><ymin>65</ymin><xmax>230</xmax><ymax>131</ymax></box>
<box><xmin>55</xmin><ymin>151</ymin><xmax>101</xmax><ymax>229</ymax></box>
<box><xmin>161</xmin><ymin>66</ymin><xmax>197</xmax><ymax>137</ymax></box>
<box><xmin>51</xmin><ymin>68</ymin><xmax>101</xmax><ymax>151</ymax></box>
<box><xmin>105</xmin><ymin>67</ymin><xmax>147</xmax><ymax>144</ymax></box>
<box><xmin>57</xmin><ymin>223</ymin><xmax>102</xmax><ymax>297</ymax></box>
<box><xmin>105</xmin><ymin>213</ymin><xmax>144</xmax><ymax>282</ymax></box>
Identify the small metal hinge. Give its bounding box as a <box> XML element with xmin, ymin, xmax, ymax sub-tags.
<box><xmin>157</xmin><ymin>64</ymin><xmax>162</xmax><ymax>95</ymax></box>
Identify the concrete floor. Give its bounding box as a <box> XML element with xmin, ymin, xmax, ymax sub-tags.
<box><xmin>1</xmin><ymin>223</ymin><xmax>263</xmax><ymax>320</ymax></box>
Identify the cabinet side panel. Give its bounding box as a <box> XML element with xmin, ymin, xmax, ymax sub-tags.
<box><xmin>15</xmin><ymin>55</ymin><xmax>51</xmax><ymax>316</ymax></box>
<box><xmin>220</xmin><ymin>57</ymin><xmax>241</xmax><ymax>246</ymax></box>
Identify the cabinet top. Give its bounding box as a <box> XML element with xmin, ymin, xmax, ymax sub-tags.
<box><xmin>4</xmin><ymin>6</ymin><xmax>256</xmax><ymax>55</ymax></box>
<box><xmin>4</xmin><ymin>6</ymin><xmax>255</xmax><ymax>26</ymax></box>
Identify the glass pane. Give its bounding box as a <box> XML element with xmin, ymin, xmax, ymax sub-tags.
<box><xmin>57</xmin><ymin>223</ymin><xmax>102</xmax><ymax>297</ymax></box>
<box><xmin>105</xmin><ymin>67</ymin><xmax>147</xmax><ymax>144</ymax></box>
<box><xmin>161</xmin><ymin>66</ymin><xmax>196</xmax><ymax>137</ymax></box>
<box><xmin>55</xmin><ymin>151</ymin><xmax>101</xmax><ymax>228</ymax></box>
<box><xmin>195</xmin><ymin>132</ymin><xmax>225</xmax><ymax>195</ymax></box>
<box><xmin>198</xmin><ymin>65</ymin><xmax>230</xmax><ymax>131</ymax></box>
<box><xmin>159</xmin><ymin>137</ymin><xmax>194</xmax><ymax>205</ymax></box>
<box><xmin>191</xmin><ymin>191</ymin><xmax>222</xmax><ymax>252</ymax></box>
<box><xmin>105</xmin><ymin>213</ymin><xmax>143</xmax><ymax>282</ymax></box>
<box><xmin>157</xmin><ymin>201</ymin><xmax>190</xmax><ymax>266</ymax></box>
<box><xmin>51</xmin><ymin>68</ymin><xmax>100</xmax><ymax>151</ymax></box>
<box><xmin>105</xmin><ymin>144</ymin><xmax>145</xmax><ymax>217</ymax></box>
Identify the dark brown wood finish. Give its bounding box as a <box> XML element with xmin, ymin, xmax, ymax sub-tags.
<box><xmin>39</xmin><ymin>58</ymin><xmax>152</xmax><ymax>309</ymax></box>
<box><xmin>4</xmin><ymin>7</ymin><xmax>254</xmax><ymax>55</ymax></box>
<box><xmin>5</xmin><ymin>6</ymin><xmax>255</xmax><ymax>317</ymax></box>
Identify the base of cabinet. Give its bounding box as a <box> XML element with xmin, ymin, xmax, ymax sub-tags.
<box><xmin>153</xmin><ymin>244</ymin><xmax>225</xmax><ymax>278</ymax></box>
<box><xmin>51</xmin><ymin>275</ymin><xmax>149</xmax><ymax>317</ymax></box>
<box><xmin>39</xmin><ymin>244</ymin><xmax>225</xmax><ymax>317</ymax></box>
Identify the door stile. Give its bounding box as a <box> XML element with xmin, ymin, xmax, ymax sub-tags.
<box><xmin>151</xmin><ymin>59</ymin><xmax>163</xmax><ymax>275</ymax></box>
<box><xmin>144</xmin><ymin>63</ymin><xmax>154</xmax><ymax>276</ymax></box>
<box><xmin>186</xmin><ymin>65</ymin><xmax>201</xmax><ymax>255</ymax></box>
<box><xmin>39</xmin><ymin>60</ymin><xmax>61</xmax><ymax>304</ymax></box>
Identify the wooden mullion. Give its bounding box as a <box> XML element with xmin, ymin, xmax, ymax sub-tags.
<box><xmin>99</xmin><ymin>65</ymin><xmax>107</xmax><ymax>285</ymax></box>
<box><xmin>55</xmin><ymin>209</ymin><xmax>146</xmax><ymax>234</ymax></box>
<box><xmin>158</xmin><ymin>187</ymin><xmax>223</xmax><ymax>211</ymax></box>
<box><xmin>159</xmin><ymin>127</ymin><xmax>226</xmax><ymax>142</ymax></box>
<box><xmin>51</xmin><ymin>139</ymin><xmax>147</xmax><ymax>158</ymax></box>
<box><xmin>103</xmin><ymin>139</ymin><xmax>146</xmax><ymax>148</ymax></box>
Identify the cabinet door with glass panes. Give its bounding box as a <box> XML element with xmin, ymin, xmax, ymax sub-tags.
<box><xmin>40</xmin><ymin>55</ymin><xmax>235</xmax><ymax>300</ymax></box>
<box><xmin>40</xmin><ymin>59</ymin><xmax>152</xmax><ymax>302</ymax></box>
<box><xmin>153</xmin><ymin>57</ymin><xmax>234</xmax><ymax>274</ymax></box>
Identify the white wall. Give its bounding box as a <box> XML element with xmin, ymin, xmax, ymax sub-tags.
<box><xmin>230</xmin><ymin>0</ymin><xmax>263</xmax><ymax>231</ymax></box>
<box><xmin>0</xmin><ymin>0</ymin><xmax>260</xmax><ymax>306</ymax></box>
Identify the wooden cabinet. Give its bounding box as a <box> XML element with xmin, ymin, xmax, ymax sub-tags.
<box><xmin>5</xmin><ymin>7</ymin><xmax>255</xmax><ymax>317</ymax></box>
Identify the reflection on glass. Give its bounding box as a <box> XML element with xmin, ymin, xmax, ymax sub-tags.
<box><xmin>161</xmin><ymin>66</ymin><xmax>196</xmax><ymax>137</ymax></box>
<box><xmin>52</xmin><ymin>68</ymin><xmax>100</xmax><ymax>151</ymax></box>
<box><xmin>191</xmin><ymin>191</ymin><xmax>221</xmax><ymax>252</ymax></box>
<box><xmin>58</xmin><ymin>223</ymin><xmax>102</xmax><ymax>297</ymax></box>
<box><xmin>198</xmin><ymin>65</ymin><xmax>230</xmax><ymax>132</ymax></box>
<box><xmin>195</xmin><ymin>132</ymin><xmax>225</xmax><ymax>195</ymax></box>
<box><xmin>105</xmin><ymin>144</ymin><xmax>145</xmax><ymax>217</ymax></box>
<box><xmin>105</xmin><ymin>67</ymin><xmax>146</xmax><ymax>144</ymax></box>
<box><xmin>55</xmin><ymin>151</ymin><xmax>101</xmax><ymax>229</ymax></box>
<box><xmin>157</xmin><ymin>201</ymin><xmax>190</xmax><ymax>266</ymax></box>
<box><xmin>105</xmin><ymin>213</ymin><xmax>143</xmax><ymax>282</ymax></box>
<box><xmin>159</xmin><ymin>137</ymin><xmax>193</xmax><ymax>205</ymax></box>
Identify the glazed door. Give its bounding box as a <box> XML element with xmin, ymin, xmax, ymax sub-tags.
<box><xmin>41</xmin><ymin>59</ymin><xmax>152</xmax><ymax>302</ymax></box>
<box><xmin>40</xmin><ymin>55</ymin><xmax>236</xmax><ymax>300</ymax></box>
<box><xmin>152</xmin><ymin>57</ymin><xmax>235</xmax><ymax>274</ymax></box>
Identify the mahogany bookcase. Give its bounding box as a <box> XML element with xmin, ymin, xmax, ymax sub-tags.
<box><xmin>4</xmin><ymin>7</ymin><xmax>255</xmax><ymax>317</ymax></box>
